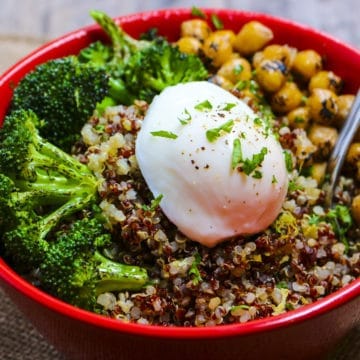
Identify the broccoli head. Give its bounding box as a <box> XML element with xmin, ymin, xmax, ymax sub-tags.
<box><xmin>40</xmin><ymin>215</ymin><xmax>149</xmax><ymax>311</ymax></box>
<box><xmin>80</xmin><ymin>10</ymin><xmax>209</xmax><ymax>105</ymax></box>
<box><xmin>0</xmin><ymin>109</ymin><xmax>99</xmax><ymax>269</ymax></box>
<box><xmin>11</xmin><ymin>56</ymin><xmax>109</xmax><ymax>151</ymax></box>
<box><xmin>123</xmin><ymin>39</ymin><xmax>209</xmax><ymax>103</ymax></box>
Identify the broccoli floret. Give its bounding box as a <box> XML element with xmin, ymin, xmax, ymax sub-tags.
<box><xmin>40</xmin><ymin>215</ymin><xmax>148</xmax><ymax>311</ymax></box>
<box><xmin>89</xmin><ymin>10</ymin><xmax>149</xmax><ymax>66</ymax></box>
<box><xmin>123</xmin><ymin>39</ymin><xmax>209</xmax><ymax>103</ymax></box>
<box><xmin>80</xmin><ymin>10</ymin><xmax>209</xmax><ymax>105</ymax></box>
<box><xmin>78</xmin><ymin>41</ymin><xmax>114</xmax><ymax>67</ymax></box>
<box><xmin>0</xmin><ymin>109</ymin><xmax>99</xmax><ymax>269</ymax></box>
<box><xmin>11</xmin><ymin>56</ymin><xmax>109</xmax><ymax>151</ymax></box>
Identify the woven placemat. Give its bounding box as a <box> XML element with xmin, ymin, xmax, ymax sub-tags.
<box><xmin>0</xmin><ymin>286</ymin><xmax>359</xmax><ymax>360</ymax></box>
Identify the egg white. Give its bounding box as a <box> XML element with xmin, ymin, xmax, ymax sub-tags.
<box><xmin>136</xmin><ymin>81</ymin><xmax>288</xmax><ymax>247</ymax></box>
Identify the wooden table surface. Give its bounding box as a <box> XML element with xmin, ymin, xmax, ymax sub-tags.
<box><xmin>0</xmin><ymin>1</ymin><xmax>359</xmax><ymax>359</ymax></box>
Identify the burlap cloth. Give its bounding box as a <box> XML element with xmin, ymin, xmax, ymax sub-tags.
<box><xmin>0</xmin><ymin>36</ymin><xmax>360</xmax><ymax>360</ymax></box>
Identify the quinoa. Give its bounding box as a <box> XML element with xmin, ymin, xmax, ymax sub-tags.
<box><xmin>72</xmin><ymin>99</ymin><xmax>360</xmax><ymax>327</ymax></box>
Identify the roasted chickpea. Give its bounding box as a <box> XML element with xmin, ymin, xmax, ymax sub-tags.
<box><xmin>346</xmin><ymin>142</ymin><xmax>360</xmax><ymax>165</ymax></box>
<box><xmin>203</xmin><ymin>31</ymin><xmax>234</xmax><ymax>67</ymax></box>
<box><xmin>308</xmin><ymin>124</ymin><xmax>338</xmax><ymax>159</ymax></box>
<box><xmin>261</xmin><ymin>44</ymin><xmax>297</xmax><ymax>68</ymax></box>
<box><xmin>234</xmin><ymin>21</ymin><xmax>273</xmax><ymax>56</ymax></box>
<box><xmin>336</xmin><ymin>94</ymin><xmax>355</xmax><ymax>126</ymax></box>
<box><xmin>252</xmin><ymin>51</ymin><xmax>264</xmax><ymax>68</ymax></box>
<box><xmin>346</xmin><ymin>142</ymin><xmax>360</xmax><ymax>180</ymax></box>
<box><xmin>308</xmin><ymin>88</ymin><xmax>338</xmax><ymax>125</ymax></box>
<box><xmin>214</xmin><ymin>29</ymin><xmax>237</xmax><ymax>46</ymax></box>
<box><xmin>308</xmin><ymin>71</ymin><xmax>343</xmax><ymax>94</ymax></box>
<box><xmin>351</xmin><ymin>195</ymin><xmax>360</xmax><ymax>225</ymax></box>
<box><xmin>292</xmin><ymin>50</ymin><xmax>322</xmax><ymax>80</ymax></box>
<box><xmin>310</xmin><ymin>162</ymin><xmax>327</xmax><ymax>185</ymax></box>
<box><xmin>271</xmin><ymin>82</ymin><xmax>303</xmax><ymax>113</ymax></box>
<box><xmin>209</xmin><ymin>74</ymin><xmax>234</xmax><ymax>90</ymax></box>
<box><xmin>176</xmin><ymin>36</ymin><xmax>202</xmax><ymax>54</ymax></box>
<box><xmin>287</xmin><ymin>106</ymin><xmax>311</xmax><ymax>129</ymax></box>
<box><xmin>217</xmin><ymin>57</ymin><xmax>252</xmax><ymax>83</ymax></box>
<box><xmin>255</xmin><ymin>59</ymin><xmax>287</xmax><ymax>93</ymax></box>
<box><xmin>180</xmin><ymin>19</ymin><xmax>211</xmax><ymax>42</ymax></box>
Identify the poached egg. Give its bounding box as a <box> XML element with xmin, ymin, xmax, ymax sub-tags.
<box><xmin>135</xmin><ymin>81</ymin><xmax>288</xmax><ymax>247</ymax></box>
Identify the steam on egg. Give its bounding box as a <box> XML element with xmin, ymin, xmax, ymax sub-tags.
<box><xmin>135</xmin><ymin>81</ymin><xmax>288</xmax><ymax>247</ymax></box>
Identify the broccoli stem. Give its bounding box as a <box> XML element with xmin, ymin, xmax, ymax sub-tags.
<box><xmin>93</xmin><ymin>251</ymin><xmax>149</xmax><ymax>294</ymax></box>
<box><xmin>90</xmin><ymin>10</ymin><xmax>148</xmax><ymax>63</ymax></box>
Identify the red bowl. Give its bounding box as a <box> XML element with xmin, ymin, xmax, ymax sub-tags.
<box><xmin>0</xmin><ymin>8</ymin><xmax>359</xmax><ymax>360</ymax></box>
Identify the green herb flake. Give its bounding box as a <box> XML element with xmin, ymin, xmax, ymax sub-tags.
<box><xmin>142</xmin><ymin>194</ymin><xmax>164</xmax><ymax>212</ymax></box>
<box><xmin>222</xmin><ymin>103</ymin><xmax>236</xmax><ymax>111</ymax></box>
<box><xmin>325</xmin><ymin>205</ymin><xmax>352</xmax><ymax>250</ymax></box>
<box><xmin>288</xmin><ymin>180</ymin><xmax>304</xmax><ymax>192</ymax></box>
<box><xmin>189</xmin><ymin>253</ymin><xmax>202</xmax><ymax>285</ymax></box>
<box><xmin>206</xmin><ymin>119</ymin><xmax>234</xmax><ymax>143</ymax></box>
<box><xmin>178</xmin><ymin>108</ymin><xmax>192</xmax><ymax>125</ymax></box>
<box><xmin>253</xmin><ymin>117</ymin><xmax>262</xmax><ymax>126</ymax></box>
<box><xmin>235</xmin><ymin>80</ymin><xmax>247</xmax><ymax>91</ymax></box>
<box><xmin>233</xmin><ymin>64</ymin><xmax>244</xmax><ymax>75</ymax></box>
<box><xmin>151</xmin><ymin>130</ymin><xmax>178</xmax><ymax>139</ymax></box>
<box><xmin>211</xmin><ymin>14</ymin><xmax>224</xmax><ymax>29</ymax></box>
<box><xmin>241</xmin><ymin>147</ymin><xmax>268</xmax><ymax>175</ymax></box>
<box><xmin>284</xmin><ymin>151</ymin><xmax>293</xmax><ymax>172</ymax></box>
<box><xmin>191</xmin><ymin>6</ymin><xmax>207</xmax><ymax>19</ymax></box>
<box><xmin>308</xmin><ymin>213</ymin><xmax>321</xmax><ymax>225</ymax></box>
<box><xmin>276</xmin><ymin>281</ymin><xmax>288</xmax><ymax>289</ymax></box>
<box><xmin>231</xmin><ymin>304</ymin><xmax>250</xmax><ymax>312</ymax></box>
<box><xmin>232</xmin><ymin>140</ymin><xmax>268</xmax><ymax>175</ymax></box>
<box><xmin>294</xmin><ymin>116</ymin><xmax>305</xmax><ymax>124</ymax></box>
<box><xmin>252</xmin><ymin>170</ymin><xmax>263</xmax><ymax>179</ymax></box>
<box><xmin>232</xmin><ymin>138</ymin><xmax>242</xmax><ymax>169</ymax></box>
<box><xmin>94</xmin><ymin>124</ymin><xmax>105</xmax><ymax>133</ymax></box>
<box><xmin>195</xmin><ymin>99</ymin><xmax>213</xmax><ymax>111</ymax></box>
<box><xmin>272</xmin><ymin>175</ymin><xmax>278</xmax><ymax>184</ymax></box>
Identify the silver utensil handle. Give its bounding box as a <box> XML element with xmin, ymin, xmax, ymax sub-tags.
<box><xmin>325</xmin><ymin>89</ymin><xmax>360</xmax><ymax>207</ymax></box>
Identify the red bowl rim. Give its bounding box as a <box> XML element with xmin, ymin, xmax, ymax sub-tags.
<box><xmin>0</xmin><ymin>8</ymin><xmax>359</xmax><ymax>340</ymax></box>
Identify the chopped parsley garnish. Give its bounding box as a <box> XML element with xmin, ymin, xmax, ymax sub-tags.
<box><xmin>308</xmin><ymin>213</ymin><xmax>321</xmax><ymax>225</ymax></box>
<box><xmin>231</xmin><ymin>139</ymin><xmax>268</xmax><ymax>176</ymax></box>
<box><xmin>253</xmin><ymin>117</ymin><xmax>262</xmax><ymax>126</ymax></box>
<box><xmin>195</xmin><ymin>99</ymin><xmax>213</xmax><ymax>111</ymax></box>
<box><xmin>288</xmin><ymin>180</ymin><xmax>304</xmax><ymax>192</ymax></box>
<box><xmin>235</xmin><ymin>80</ymin><xmax>247</xmax><ymax>91</ymax></box>
<box><xmin>232</xmin><ymin>138</ymin><xmax>242</xmax><ymax>169</ymax></box>
<box><xmin>242</xmin><ymin>147</ymin><xmax>268</xmax><ymax>175</ymax></box>
<box><xmin>307</xmin><ymin>205</ymin><xmax>352</xmax><ymax>251</ymax></box>
<box><xmin>276</xmin><ymin>281</ymin><xmax>288</xmax><ymax>289</ymax></box>
<box><xmin>151</xmin><ymin>130</ymin><xmax>178</xmax><ymax>139</ymax></box>
<box><xmin>189</xmin><ymin>253</ymin><xmax>202</xmax><ymax>285</ymax></box>
<box><xmin>191</xmin><ymin>6</ymin><xmax>207</xmax><ymax>18</ymax></box>
<box><xmin>222</xmin><ymin>103</ymin><xmax>236</xmax><ymax>111</ymax></box>
<box><xmin>206</xmin><ymin>119</ymin><xmax>234</xmax><ymax>142</ymax></box>
<box><xmin>211</xmin><ymin>14</ymin><xmax>224</xmax><ymax>29</ymax></box>
<box><xmin>94</xmin><ymin>124</ymin><xmax>105</xmax><ymax>133</ymax></box>
<box><xmin>326</xmin><ymin>205</ymin><xmax>352</xmax><ymax>250</ymax></box>
<box><xmin>142</xmin><ymin>194</ymin><xmax>163</xmax><ymax>212</ymax></box>
<box><xmin>252</xmin><ymin>170</ymin><xmax>263</xmax><ymax>179</ymax></box>
<box><xmin>233</xmin><ymin>64</ymin><xmax>244</xmax><ymax>74</ymax></box>
<box><xmin>231</xmin><ymin>304</ymin><xmax>250</xmax><ymax>311</ymax></box>
<box><xmin>178</xmin><ymin>108</ymin><xmax>192</xmax><ymax>125</ymax></box>
<box><xmin>294</xmin><ymin>116</ymin><xmax>305</xmax><ymax>124</ymax></box>
<box><xmin>272</xmin><ymin>175</ymin><xmax>278</xmax><ymax>184</ymax></box>
<box><xmin>284</xmin><ymin>150</ymin><xmax>293</xmax><ymax>172</ymax></box>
